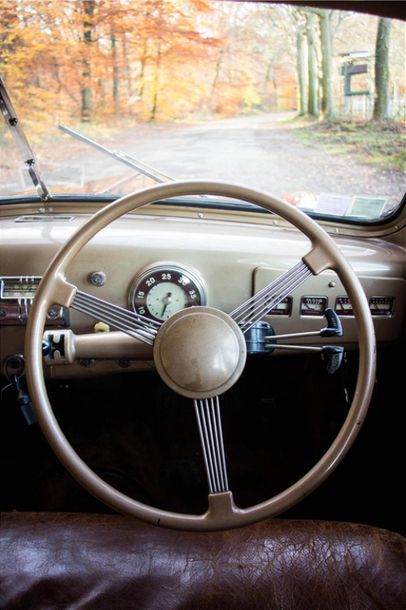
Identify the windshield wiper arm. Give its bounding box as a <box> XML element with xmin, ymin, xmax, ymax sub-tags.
<box><xmin>58</xmin><ymin>124</ymin><xmax>173</xmax><ymax>188</ymax></box>
<box><xmin>0</xmin><ymin>76</ymin><xmax>50</xmax><ymax>202</ymax></box>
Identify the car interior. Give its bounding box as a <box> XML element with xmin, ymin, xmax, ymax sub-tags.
<box><xmin>0</xmin><ymin>1</ymin><xmax>405</xmax><ymax>608</ymax></box>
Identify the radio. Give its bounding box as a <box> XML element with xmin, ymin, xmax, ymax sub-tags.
<box><xmin>0</xmin><ymin>276</ymin><xmax>68</xmax><ymax>326</ymax></box>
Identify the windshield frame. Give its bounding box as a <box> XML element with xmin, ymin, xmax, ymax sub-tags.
<box><xmin>1</xmin><ymin>192</ymin><xmax>404</xmax><ymax>229</ymax></box>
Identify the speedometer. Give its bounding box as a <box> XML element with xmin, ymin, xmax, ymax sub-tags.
<box><xmin>129</xmin><ymin>265</ymin><xmax>206</xmax><ymax>322</ymax></box>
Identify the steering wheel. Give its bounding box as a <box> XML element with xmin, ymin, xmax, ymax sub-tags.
<box><xmin>26</xmin><ymin>181</ymin><xmax>376</xmax><ymax>531</ymax></box>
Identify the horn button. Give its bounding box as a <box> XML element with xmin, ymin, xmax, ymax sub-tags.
<box><xmin>153</xmin><ymin>306</ymin><xmax>247</xmax><ymax>399</ymax></box>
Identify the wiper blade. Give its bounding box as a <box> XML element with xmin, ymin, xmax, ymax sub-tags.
<box><xmin>58</xmin><ymin>124</ymin><xmax>173</xmax><ymax>190</ymax></box>
<box><xmin>0</xmin><ymin>76</ymin><xmax>50</xmax><ymax>202</ymax></box>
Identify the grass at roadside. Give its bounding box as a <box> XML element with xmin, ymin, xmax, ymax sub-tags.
<box><xmin>291</xmin><ymin>120</ymin><xmax>406</xmax><ymax>172</ymax></box>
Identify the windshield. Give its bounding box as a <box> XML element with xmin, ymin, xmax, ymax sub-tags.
<box><xmin>1</xmin><ymin>1</ymin><xmax>405</xmax><ymax>222</ymax></box>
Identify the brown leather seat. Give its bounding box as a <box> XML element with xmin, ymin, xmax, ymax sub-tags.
<box><xmin>1</xmin><ymin>512</ymin><xmax>405</xmax><ymax>609</ymax></box>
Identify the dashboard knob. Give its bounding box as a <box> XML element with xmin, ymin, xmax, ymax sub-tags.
<box><xmin>88</xmin><ymin>271</ymin><xmax>106</xmax><ymax>287</ymax></box>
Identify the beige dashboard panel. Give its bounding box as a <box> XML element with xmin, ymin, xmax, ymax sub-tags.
<box><xmin>254</xmin><ymin>267</ymin><xmax>406</xmax><ymax>346</ymax></box>
<box><xmin>0</xmin><ymin>211</ymin><xmax>405</xmax><ymax>373</ymax></box>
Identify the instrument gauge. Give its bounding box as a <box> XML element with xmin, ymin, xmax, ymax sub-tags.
<box><xmin>269</xmin><ymin>296</ymin><xmax>292</xmax><ymax>316</ymax></box>
<box><xmin>129</xmin><ymin>265</ymin><xmax>206</xmax><ymax>322</ymax></box>
<box><xmin>369</xmin><ymin>296</ymin><xmax>394</xmax><ymax>317</ymax></box>
<box><xmin>335</xmin><ymin>296</ymin><xmax>353</xmax><ymax>316</ymax></box>
<box><xmin>300</xmin><ymin>296</ymin><xmax>327</xmax><ymax>316</ymax></box>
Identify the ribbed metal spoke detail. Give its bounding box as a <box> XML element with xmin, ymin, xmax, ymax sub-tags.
<box><xmin>194</xmin><ymin>397</ymin><xmax>229</xmax><ymax>494</ymax></box>
<box><xmin>71</xmin><ymin>289</ymin><xmax>161</xmax><ymax>345</ymax></box>
<box><xmin>230</xmin><ymin>260</ymin><xmax>312</xmax><ymax>333</ymax></box>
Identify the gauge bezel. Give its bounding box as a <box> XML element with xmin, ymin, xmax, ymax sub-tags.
<box><xmin>368</xmin><ymin>295</ymin><xmax>394</xmax><ymax>317</ymax></box>
<box><xmin>268</xmin><ymin>296</ymin><xmax>292</xmax><ymax>317</ymax></box>
<box><xmin>300</xmin><ymin>295</ymin><xmax>328</xmax><ymax>317</ymax></box>
<box><xmin>335</xmin><ymin>295</ymin><xmax>354</xmax><ymax>317</ymax></box>
<box><xmin>128</xmin><ymin>263</ymin><xmax>207</xmax><ymax>322</ymax></box>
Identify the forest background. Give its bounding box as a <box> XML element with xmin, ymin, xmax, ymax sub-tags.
<box><xmin>1</xmin><ymin>0</ymin><xmax>405</xmax><ymax>171</ymax></box>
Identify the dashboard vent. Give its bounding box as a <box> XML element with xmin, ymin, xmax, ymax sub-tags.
<box><xmin>14</xmin><ymin>215</ymin><xmax>75</xmax><ymax>223</ymax></box>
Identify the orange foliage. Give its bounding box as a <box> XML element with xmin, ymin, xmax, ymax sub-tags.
<box><xmin>2</xmin><ymin>0</ymin><xmax>403</xmax><ymax>133</ymax></box>
<box><xmin>1</xmin><ymin>0</ymin><xmax>295</xmax><ymax>131</ymax></box>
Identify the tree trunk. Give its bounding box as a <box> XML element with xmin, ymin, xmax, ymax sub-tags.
<box><xmin>150</xmin><ymin>39</ymin><xmax>162</xmax><ymax>121</ymax></box>
<box><xmin>111</xmin><ymin>26</ymin><xmax>119</xmax><ymax>111</ymax></box>
<box><xmin>373</xmin><ymin>18</ymin><xmax>391</xmax><ymax>120</ymax></box>
<box><xmin>138</xmin><ymin>38</ymin><xmax>148</xmax><ymax>100</ymax></box>
<box><xmin>211</xmin><ymin>45</ymin><xmax>225</xmax><ymax>95</ymax></box>
<box><xmin>296</xmin><ymin>25</ymin><xmax>307</xmax><ymax>115</ymax></box>
<box><xmin>35</xmin><ymin>56</ymin><xmax>41</xmax><ymax>88</ymax></box>
<box><xmin>318</xmin><ymin>10</ymin><xmax>336</xmax><ymax>121</ymax></box>
<box><xmin>81</xmin><ymin>0</ymin><xmax>95</xmax><ymax>122</ymax></box>
<box><xmin>306</xmin><ymin>12</ymin><xmax>319</xmax><ymax>118</ymax></box>
<box><xmin>122</xmin><ymin>35</ymin><xmax>132</xmax><ymax>97</ymax></box>
<box><xmin>0</xmin><ymin>6</ymin><xmax>18</xmax><ymax>59</ymax></box>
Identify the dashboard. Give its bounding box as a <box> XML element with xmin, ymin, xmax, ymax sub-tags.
<box><xmin>0</xmin><ymin>208</ymin><xmax>405</xmax><ymax>379</ymax></box>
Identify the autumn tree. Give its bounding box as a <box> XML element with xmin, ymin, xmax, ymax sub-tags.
<box><xmin>284</xmin><ymin>7</ymin><xmax>308</xmax><ymax>116</ymax></box>
<box><xmin>373</xmin><ymin>17</ymin><xmax>392</xmax><ymax>120</ymax></box>
<box><xmin>306</xmin><ymin>12</ymin><xmax>319</xmax><ymax>117</ymax></box>
<box><xmin>288</xmin><ymin>7</ymin><xmax>347</xmax><ymax>120</ymax></box>
<box><xmin>295</xmin><ymin>17</ymin><xmax>308</xmax><ymax>115</ymax></box>
<box><xmin>317</xmin><ymin>9</ymin><xmax>336</xmax><ymax>121</ymax></box>
<box><xmin>81</xmin><ymin>0</ymin><xmax>95</xmax><ymax>122</ymax></box>
<box><xmin>0</xmin><ymin>1</ymin><xmax>19</xmax><ymax>70</ymax></box>
<box><xmin>110</xmin><ymin>21</ymin><xmax>119</xmax><ymax>110</ymax></box>
<box><xmin>1</xmin><ymin>1</ymin><xmax>403</xmax><ymax>130</ymax></box>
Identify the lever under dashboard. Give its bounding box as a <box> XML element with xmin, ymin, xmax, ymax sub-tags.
<box><xmin>42</xmin><ymin>329</ymin><xmax>153</xmax><ymax>364</ymax></box>
<box><xmin>244</xmin><ymin>308</ymin><xmax>345</xmax><ymax>374</ymax></box>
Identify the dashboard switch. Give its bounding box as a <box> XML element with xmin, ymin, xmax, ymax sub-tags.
<box><xmin>88</xmin><ymin>271</ymin><xmax>106</xmax><ymax>287</ymax></box>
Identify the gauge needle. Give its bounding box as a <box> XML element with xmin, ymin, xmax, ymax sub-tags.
<box><xmin>161</xmin><ymin>292</ymin><xmax>172</xmax><ymax>317</ymax></box>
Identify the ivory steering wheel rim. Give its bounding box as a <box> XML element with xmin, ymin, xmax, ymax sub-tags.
<box><xmin>25</xmin><ymin>180</ymin><xmax>376</xmax><ymax>531</ymax></box>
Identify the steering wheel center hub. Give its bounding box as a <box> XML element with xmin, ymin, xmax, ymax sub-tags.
<box><xmin>153</xmin><ymin>306</ymin><xmax>247</xmax><ymax>399</ymax></box>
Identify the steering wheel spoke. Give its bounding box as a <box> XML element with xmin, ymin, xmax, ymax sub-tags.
<box><xmin>194</xmin><ymin>396</ymin><xmax>230</xmax><ymax>495</ymax></box>
<box><xmin>71</xmin><ymin>288</ymin><xmax>161</xmax><ymax>346</ymax></box>
<box><xmin>230</xmin><ymin>259</ymin><xmax>313</xmax><ymax>333</ymax></box>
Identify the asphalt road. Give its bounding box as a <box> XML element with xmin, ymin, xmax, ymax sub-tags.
<box><xmin>2</xmin><ymin>113</ymin><xmax>404</xmax><ymax>208</ymax></box>
<box><xmin>116</xmin><ymin>113</ymin><xmax>405</xmax><ymax>205</ymax></box>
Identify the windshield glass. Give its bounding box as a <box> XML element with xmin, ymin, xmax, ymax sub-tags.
<box><xmin>1</xmin><ymin>1</ymin><xmax>405</xmax><ymax>221</ymax></box>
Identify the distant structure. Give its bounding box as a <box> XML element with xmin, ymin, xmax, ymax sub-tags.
<box><xmin>340</xmin><ymin>51</ymin><xmax>372</xmax><ymax>119</ymax></box>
